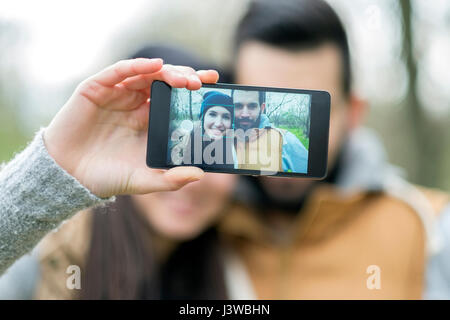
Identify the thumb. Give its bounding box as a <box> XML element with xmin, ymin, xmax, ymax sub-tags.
<box><xmin>131</xmin><ymin>166</ymin><xmax>205</xmax><ymax>194</ymax></box>
<box><xmin>163</xmin><ymin>166</ymin><xmax>205</xmax><ymax>190</ymax></box>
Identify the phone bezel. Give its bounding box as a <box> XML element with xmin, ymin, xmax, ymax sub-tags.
<box><xmin>147</xmin><ymin>81</ymin><xmax>330</xmax><ymax>179</ymax></box>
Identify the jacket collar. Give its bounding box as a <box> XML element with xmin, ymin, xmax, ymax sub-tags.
<box><xmin>219</xmin><ymin>128</ymin><xmax>397</xmax><ymax>245</ymax></box>
<box><xmin>334</xmin><ymin>127</ymin><xmax>403</xmax><ymax>193</ymax></box>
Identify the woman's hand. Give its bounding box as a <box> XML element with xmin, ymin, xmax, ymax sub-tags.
<box><xmin>44</xmin><ymin>58</ymin><xmax>219</xmax><ymax>198</ymax></box>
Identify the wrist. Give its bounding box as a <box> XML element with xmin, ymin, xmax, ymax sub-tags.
<box><xmin>42</xmin><ymin>128</ymin><xmax>75</xmax><ymax>176</ymax></box>
<box><xmin>41</xmin><ymin>127</ymin><xmax>96</xmax><ymax>197</ymax></box>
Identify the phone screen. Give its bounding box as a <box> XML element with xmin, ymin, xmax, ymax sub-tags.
<box><xmin>167</xmin><ymin>87</ymin><xmax>311</xmax><ymax>175</ymax></box>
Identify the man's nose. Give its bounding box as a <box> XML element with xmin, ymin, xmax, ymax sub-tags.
<box><xmin>241</xmin><ymin>106</ymin><xmax>250</xmax><ymax>117</ymax></box>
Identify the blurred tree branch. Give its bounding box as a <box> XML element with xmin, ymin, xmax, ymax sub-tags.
<box><xmin>0</xmin><ymin>21</ymin><xmax>28</xmax><ymax>161</ymax></box>
<box><xmin>400</xmin><ymin>0</ymin><xmax>447</xmax><ymax>187</ymax></box>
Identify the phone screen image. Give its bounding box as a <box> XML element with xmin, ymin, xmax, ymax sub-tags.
<box><xmin>167</xmin><ymin>87</ymin><xmax>311</xmax><ymax>175</ymax></box>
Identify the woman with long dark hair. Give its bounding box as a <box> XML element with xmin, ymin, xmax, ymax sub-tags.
<box><xmin>35</xmin><ymin>46</ymin><xmax>236</xmax><ymax>300</ymax></box>
<box><xmin>0</xmin><ymin>45</ymin><xmax>237</xmax><ymax>300</ymax></box>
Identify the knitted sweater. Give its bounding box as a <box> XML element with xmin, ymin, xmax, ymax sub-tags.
<box><xmin>0</xmin><ymin>129</ymin><xmax>113</xmax><ymax>275</ymax></box>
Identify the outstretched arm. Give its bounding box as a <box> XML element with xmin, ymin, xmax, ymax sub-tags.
<box><xmin>0</xmin><ymin>59</ymin><xmax>219</xmax><ymax>275</ymax></box>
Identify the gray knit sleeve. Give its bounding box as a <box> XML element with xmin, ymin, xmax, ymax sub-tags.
<box><xmin>0</xmin><ymin>128</ymin><xmax>114</xmax><ymax>275</ymax></box>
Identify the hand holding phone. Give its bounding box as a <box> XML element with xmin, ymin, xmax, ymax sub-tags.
<box><xmin>43</xmin><ymin>58</ymin><xmax>219</xmax><ymax>198</ymax></box>
<box><xmin>147</xmin><ymin>81</ymin><xmax>330</xmax><ymax>178</ymax></box>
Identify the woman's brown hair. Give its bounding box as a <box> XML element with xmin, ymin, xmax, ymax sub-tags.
<box><xmin>80</xmin><ymin>195</ymin><xmax>227</xmax><ymax>299</ymax></box>
<box><xmin>80</xmin><ymin>196</ymin><xmax>159</xmax><ymax>299</ymax></box>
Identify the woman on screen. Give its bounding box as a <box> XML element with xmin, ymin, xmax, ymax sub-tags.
<box><xmin>202</xmin><ymin>92</ymin><xmax>233</xmax><ymax>140</ymax></box>
<box><xmin>171</xmin><ymin>91</ymin><xmax>235</xmax><ymax>169</ymax></box>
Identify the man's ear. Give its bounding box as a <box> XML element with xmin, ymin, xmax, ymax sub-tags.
<box><xmin>260</xmin><ymin>103</ymin><xmax>266</xmax><ymax>113</ymax></box>
<box><xmin>348</xmin><ymin>93</ymin><xmax>367</xmax><ymax>130</ymax></box>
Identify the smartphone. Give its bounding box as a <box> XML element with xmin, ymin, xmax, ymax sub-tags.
<box><xmin>147</xmin><ymin>81</ymin><xmax>330</xmax><ymax>178</ymax></box>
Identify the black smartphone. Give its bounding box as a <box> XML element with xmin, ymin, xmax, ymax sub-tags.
<box><xmin>147</xmin><ymin>81</ymin><xmax>330</xmax><ymax>178</ymax></box>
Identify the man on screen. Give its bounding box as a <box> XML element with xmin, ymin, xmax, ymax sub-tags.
<box><xmin>233</xmin><ymin>90</ymin><xmax>308</xmax><ymax>173</ymax></box>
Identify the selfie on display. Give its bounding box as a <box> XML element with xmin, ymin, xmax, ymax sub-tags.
<box><xmin>147</xmin><ymin>81</ymin><xmax>329</xmax><ymax>178</ymax></box>
<box><xmin>168</xmin><ymin>88</ymin><xmax>311</xmax><ymax>173</ymax></box>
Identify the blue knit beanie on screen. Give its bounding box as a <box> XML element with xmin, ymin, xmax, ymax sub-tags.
<box><xmin>199</xmin><ymin>91</ymin><xmax>234</xmax><ymax>120</ymax></box>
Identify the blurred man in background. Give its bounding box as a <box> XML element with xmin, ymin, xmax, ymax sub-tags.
<box><xmin>215</xmin><ymin>0</ymin><xmax>450</xmax><ymax>299</ymax></box>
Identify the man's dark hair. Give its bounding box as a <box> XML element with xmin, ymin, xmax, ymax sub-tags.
<box><xmin>231</xmin><ymin>90</ymin><xmax>266</xmax><ymax>106</ymax></box>
<box><xmin>234</xmin><ymin>0</ymin><xmax>351</xmax><ymax>96</ymax></box>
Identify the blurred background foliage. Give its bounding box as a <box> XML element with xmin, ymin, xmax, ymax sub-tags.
<box><xmin>1</xmin><ymin>0</ymin><xmax>449</xmax><ymax>191</ymax></box>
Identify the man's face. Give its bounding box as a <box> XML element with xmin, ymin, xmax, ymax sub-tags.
<box><xmin>235</xmin><ymin>41</ymin><xmax>359</xmax><ymax>203</ymax></box>
<box><xmin>233</xmin><ymin>90</ymin><xmax>264</xmax><ymax>130</ymax></box>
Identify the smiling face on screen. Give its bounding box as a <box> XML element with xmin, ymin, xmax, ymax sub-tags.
<box><xmin>203</xmin><ymin>106</ymin><xmax>232</xmax><ymax>140</ymax></box>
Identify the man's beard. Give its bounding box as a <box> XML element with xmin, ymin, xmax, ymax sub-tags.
<box><xmin>235</xmin><ymin>114</ymin><xmax>261</xmax><ymax>131</ymax></box>
<box><xmin>240</xmin><ymin>176</ymin><xmax>313</xmax><ymax>214</ymax></box>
